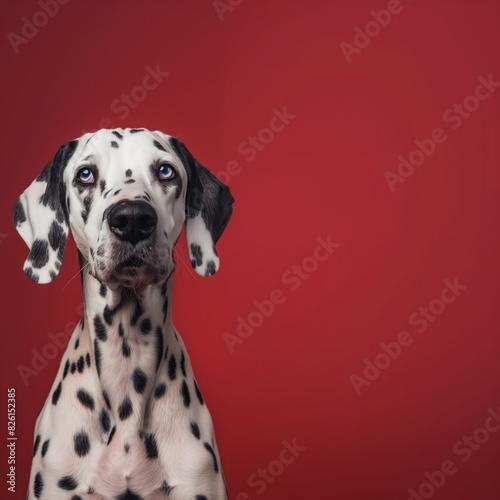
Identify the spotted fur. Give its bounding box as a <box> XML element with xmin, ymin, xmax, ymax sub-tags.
<box><xmin>15</xmin><ymin>129</ymin><xmax>233</xmax><ymax>500</ymax></box>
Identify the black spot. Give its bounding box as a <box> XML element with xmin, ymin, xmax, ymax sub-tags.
<box><xmin>125</xmin><ymin>169</ymin><xmax>132</xmax><ymax>177</ymax></box>
<box><xmin>34</xmin><ymin>472</ymin><xmax>43</xmax><ymax>498</ymax></box>
<box><xmin>86</xmin><ymin>352</ymin><xmax>91</xmax><ymax>367</ymax></box>
<box><xmin>38</xmin><ymin>140</ymin><xmax>78</xmax><ymax>225</ymax></box>
<box><xmin>63</xmin><ymin>359</ymin><xmax>70</xmax><ymax>379</ymax></box>
<box><xmin>76</xmin><ymin>389</ymin><xmax>95</xmax><ymax>411</ymax></box>
<box><xmin>133</xmin><ymin>368</ymin><xmax>147</xmax><ymax>394</ymax></box>
<box><xmin>118</xmin><ymin>397</ymin><xmax>133</xmax><ymax>420</ymax></box>
<box><xmin>77</xmin><ymin>355</ymin><xmax>84</xmax><ymax>373</ymax></box>
<box><xmin>100</xmin><ymin>179</ymin><xmax>107</xmax><ymax>194</ymax></box>
<box><xmin>195</xmin><ymin>496</ymin><xmax>208</xmax><ymax>500</ymax></box>
<box><xmin>180</xmin><ymin>350</ymin><xmax>186</xmax><ymax>376</ymax></box>
<box><xmin>122</xmin><ymin>338</ymin><xmax>131</xmax><ymax>357</ymax></box>
<box><xmin>129</xmin><ymin>128</ymin><xmax>145</xmax><ymax>133</ymax></box>
<box><xmin>103</xmin><ymin>305</ymin><xmax>114</xmax><ymax>325</ymax></box>
<box><xmin>190</xmin><ymin>422</ymin><xmax>201</xmax><ymax>439</ymax></box>
<box><xmin>72</xmin><ymin>496</ymin><xmax>83</xmax><ymax>500</ymax></box>
<box><xmin>74</xmin><ymin>431</ymin><xmax>90</xmax><ymax>457</ymax></box>
<box><xmin>205</xmin><ymin>260</ymin><xmax>216</xmax><ymax>276</ymax></box>
<box><xmin>125</xmin><ymin>179</ymin><xmax>135</xmax><ymax>184</ymax></box>
<box><xmin>111</xmin><ymin>141</ymin><xmax>119</xmax><ymax>148</ymax></box>
<box><xmin>160</xmin><ymin>481</ymin><xmax>173</xmax><ymax>495</ymax></box>
<box><xmin>107</xmin><ymin>426</ymin><xmax>116</xmax><ymax>445</ymax></box>
<box><xmin>162</xmin><ymin>296</ymin><xmax>168</xmax><ymax>322</ymax></box>
<box><xmin>94</xmin><ymin>314</ymin><xmax>107</xmax><ymax>341</ymax></box>
<box><xmin>100</xmin><ymin>409</ymin><xmax>111</xmax><ymax>433</ymax></box>
<box><xmin>116</xmin><ymin>489</ymin><xmax>143</xmax><ymax>500</ymax></box>
<box><xmin>100</xmin><ymin>283</ymin><xmax>107</xmax><ymax>297</ymax></box>
<box><xmin>139</xmin><ymin>318</ymin><xmax>152</xmax><ymax>334</ymax></box>
<box><xmin>204</xmin><ymin>442</ymin><xmax>219</xmax><ymax>473</ymax></box>
<box><xmin>52</xmin><ymin>381</ymin><xmax>62</xmax><ymax>405</ymax></box>
<box><xmin>57</xmin><ymin>242</ymin><xmax>65</xmax><ymax>263</ymax></box>
<box><xmin>103</xmin><ymin>391</ymin><xmax>111</xmax><ymax>410</ymax></box>
<box><xmin>48</xmin><ymin>221</ymin><xmax>65</xmax><ymax>251</ymax></box>
<box><xmin>194</xmin><ymin>380</ymin><xmax>204</xmax><ymax>405</ymax></box>
<box><xmin>71</xmin><ymin>362</ymin><xmax>76</xmax><ymax>374</ymax></box>
<box><xmin>153</xmin><ymin>140</ymin><xmax>167</xmax><ymax>152</ymax></box>
<box><xmin>58</xmin><ymin>475</ymin><xmax>78</xmax><ymax>490</ymax></box>
<box><xmin>41</xmin><ymin>439</ymin><xmax>50</xmax><ymax>457</ymax></box>
<box><xmin>13</xmin><ymin>199</ymin><xmax>26</xmax><ymax>225</ymax></box>
<box><xmin>24</xmin><ymin>267</ymin><xmax>39</xmax><ymax>283</ymax></box>
<box><xmin>124</xmin><ymin>443</ymin><xmax>130</xmax><ymax>453</ymax></box>
<box><xmin>29</xmin><ymin>240</ymin><xmax>49</xmax><ymax>269</ymax></box>
<box><xmin>154</xmin><ymin>382</ymin><xmax>166</xmax><ymax>399</ymax></box>
<box><xmin>170</xmin><ymin>136</ymin><xmax>234</xmax><ymax>243</ymax></box>
<box><xmin>75</xmin><ymin>338</ymin><xmax>80</xmax><ymax>349</ymax></box>
<box><xmin>118</xmin><ymin>322</ymin><xmax>124</xmax><ymax>337</ymax></box>
<box><xmin>155</xmin><ymin>327</ymin><xmax>163</xmax><ymax>371</ymax></box>
<box><xmin>180</xmin><ymin>380</ymin><xmax>191</xmax><ymax>407</ymax></box>
<box><xmin>94</xmin><ymin>339</ymin><xmax>102</xmax><ymax>377</ymax></box>
<box><xmin>131</xmin><ymin>299</ymin><xmax>143</xmax><ymax>326</ymax></box>
<box><xmin>81</xmin><ymin>209</ymin><xmax>89</xmax><ymax>224</ymax></box>
<box><xmin>49</xmin><ymin>270</ymin><xmax>57</xmax><ymax>280</ymax></box>
<box><xmin>168</xmin><ymin>354</ymin><xmax>177</xmax><ymax>380</ymax></box>
<box><xmin>79</xmin><ymin>316</ymin><xmax>85</xmax><ymax>329</ymax></box>
<box><xmin>144</xmin><ymin>433</ymin><xmax>158</xmax><ymax>459</ymax></box>
<box><xmin>114</xmin><ymin>189</ymin><xmax>121</xmax><ymax>195</ymax></box>
<box><xmin>112</xmin><ymin>130</ymin><xmax>123</xmax><ymax>139</ymax></box>
<box><xmin>190</xmin><ymin>244</ymin><xmax>203</xmax><ymax>267</ymax></box>
<box><xmin>33</xmin><ymin>434</ymin><xmax>41</xmax><ymax>456</ymax></box>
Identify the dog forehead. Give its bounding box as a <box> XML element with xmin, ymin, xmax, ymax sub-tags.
<box><xmin>82</xmin><ymin>129</ymin><xmax>163</xmax><ymax>156</ymax></box>
<box><xmin>69</xmin><ymin>128</ymin><xmax>183</xmax><ymax>175</ymax></box>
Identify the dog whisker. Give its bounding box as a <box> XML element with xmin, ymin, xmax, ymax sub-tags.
<box><xmin>61</xmin><ymin>261</ymin><xmax>91</xmax><ymax>293</ymax></box>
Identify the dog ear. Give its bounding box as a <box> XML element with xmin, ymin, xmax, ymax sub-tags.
<box><xmin>169</xmin><ymin>138</ymin><xmax>234</xmax><ymax>276</ymax></box>
<box><xmin>13</xmin><ymin>140</ymin><xmax>78</xmax><ymax>284</ymax></box>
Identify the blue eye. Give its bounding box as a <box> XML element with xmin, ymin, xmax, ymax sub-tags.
<box><xmin>158</xmin><ymin>163</ymin><xmax>175</xmax><ymax>180</ymax></box>
<box><xmin>77</xmin><ymin>167</ymin><xmax>95</xmax><ymax>184</ymax></box>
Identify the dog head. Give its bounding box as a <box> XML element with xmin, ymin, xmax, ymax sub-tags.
<box><xmin>13</xmin><ymin>128</ymin><xmax>234</xmax><ymax>289</ymax></box>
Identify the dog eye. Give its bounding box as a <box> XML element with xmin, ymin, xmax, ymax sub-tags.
<box><xmin>158</xmin><ymin>164</ymin><xmax>176</xmax><ymax>181</ymax></box>
<box><xmin>76</xmin><ymin>167</ymin><xmax>95</xmax><ymax>184</ymax></box>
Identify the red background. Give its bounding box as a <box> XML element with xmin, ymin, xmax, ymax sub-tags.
<box><xmin>1</xmin><ymin>1</ymin><xmax>500</xmax><ymax>499</ymax></box>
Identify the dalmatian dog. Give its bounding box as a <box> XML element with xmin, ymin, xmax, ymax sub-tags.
<box><xmin>13</xmin><ymin>128</ymin><xmax>233</xmax><ymax>500</ymax></box>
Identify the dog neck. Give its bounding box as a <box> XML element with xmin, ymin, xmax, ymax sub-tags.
<box><xmin>79</xmin><ymin>256</ymin><xmax>177</xmax><ymax>432</ymax></box>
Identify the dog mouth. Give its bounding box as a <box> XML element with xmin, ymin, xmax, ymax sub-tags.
<box><xmin>96</xmin><ymin>245</ymin><xmax>171</xmax><ymax>290</ymax></box>
<box><xmin>111</xmin><ymin>257</ymin><xmax>161</xmax><ymax>286</ymax></box>
<box><xmin>119</xmin><ymin>256</ymin><xmax>145</xmax><ymax>268</ymax></box>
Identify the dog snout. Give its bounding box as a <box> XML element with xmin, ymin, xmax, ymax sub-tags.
<box><xmin>107</xmin><ymin>200</ymin><xmax>157</xmax><ymax>245</ymax></box>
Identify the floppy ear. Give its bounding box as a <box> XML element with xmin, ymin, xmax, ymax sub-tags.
<box><xmin>169</xmin><ymin>138</ymin><xmax>234</xmax><ymax>276</ymax></box>
<box><xmin>13</xmin><ymin>140</ymin><xmax>78</xmax><ymax>284</ymax></box>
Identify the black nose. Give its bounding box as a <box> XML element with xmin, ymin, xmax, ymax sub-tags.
<box><xmin>107</xmin><ymin>201</ymin><xmax>157</xmax><ymax>245</ymax></box>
